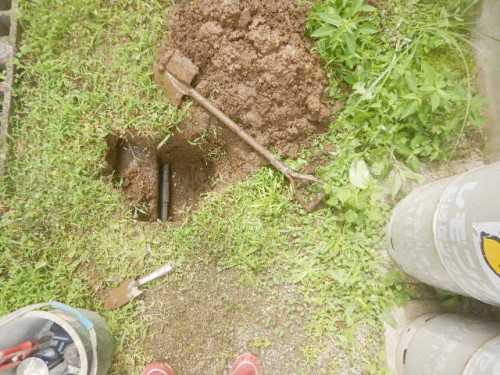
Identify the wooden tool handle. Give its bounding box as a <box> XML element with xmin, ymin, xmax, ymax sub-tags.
<box><xmin>164</xmin><ymin>71</ymin><xmax>320</xmax><ymax>184</ymax></box>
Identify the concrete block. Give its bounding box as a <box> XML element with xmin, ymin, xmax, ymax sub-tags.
<box><xmin>0</xmin><ymin>0</ymin><xmax>17</xmax><ymax>175</ymax></box>
<box><xmin>0</xmin><ymin>0</ymin><xmax>12</xmax><ymax>12</ymax></box>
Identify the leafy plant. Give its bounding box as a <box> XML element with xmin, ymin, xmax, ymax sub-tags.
<box><xmin>310</xmin><ymin>0</ymin><xmax>379</xmax><ymax>70</ymax></box>
<box><xmin>307</xmin><ymin>0</ymin><xmax>483</xmax><ymax>224</ymax></box>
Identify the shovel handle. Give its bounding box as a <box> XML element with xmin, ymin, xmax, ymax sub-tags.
<box><xmin>137</xmin><ymin>264</ymin><xmax>174</xmax><ymax>286</ymax></box>
<box><xmin>162</xmin><ymin>71</ymin><xmax>325</xmax><ymax>212</ymax></box>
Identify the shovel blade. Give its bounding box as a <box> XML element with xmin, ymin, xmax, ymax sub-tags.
<box><xmin>104</xmin><ymin>279</ymin><xmax>143</xmax><ymax>310</ymax></box>
<box><xmin>154</xmin><ymin>48</ymin><xmax>199</xmax><ymax>107</ymax></box>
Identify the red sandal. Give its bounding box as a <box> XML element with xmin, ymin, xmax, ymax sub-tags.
<box><xmin>142</xmin><ymin>362</ymin><xmax>176</xmax><ymax>375</ymax></box>
<box><xmin>229</xmin><ymin>353</ymin><xmax>262</xmax><ymax>375</ymax></box>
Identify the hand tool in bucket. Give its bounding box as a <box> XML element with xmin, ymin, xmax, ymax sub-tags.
<box><xmin>0</xmin><ymin>337</ymin><xmax>49</xmax><ymax>371</ymax></box>
<box><xmin>153</xmin><ymin>48</ymin><xmax>326</xmax><ymax>212</ymax></box>
<box><xmin>0</xmin><ymin>301</ymin><xmax>104</xmax><ymax>375</ymax></box>
<box><xmin>104</xmin><ymin>264</ymin><xmax>174</xmax><ymax>310</ymax></box>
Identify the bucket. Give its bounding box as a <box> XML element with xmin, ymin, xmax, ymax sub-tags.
<box><xmin>388</xmin><ymin>162</ymin><xmax>500</xmax><ymax>304</ymax></box>
<box><xmin>396</xmin><ymin>313</ymin><xmax>500</xmax><ymax>375</ymax></box>
<box><xmin>388</xmin><ymin>176</ymin><xmax>465</xmax><ymax>294</ymax></box>
<box><xmin>0</xmin><ymin>301</ymin><xmax>114</xmax><ymax>375</ymax></box>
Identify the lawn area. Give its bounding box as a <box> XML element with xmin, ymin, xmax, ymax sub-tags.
<box><xmin>0</xmin><ymin>0</ymin><xmax>482</xmax><ymax>374</ymax></box>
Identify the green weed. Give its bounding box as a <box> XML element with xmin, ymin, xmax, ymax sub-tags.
<box><xmin>307</xmin><ymin>0</ymin><xmax>484</xmax><ymax>225</ymax></box>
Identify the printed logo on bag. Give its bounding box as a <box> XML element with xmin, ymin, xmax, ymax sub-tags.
<box><xmin>480</xmin><ymin>232</ymin><xmax>500</xmax><ymax>277</ymax></box>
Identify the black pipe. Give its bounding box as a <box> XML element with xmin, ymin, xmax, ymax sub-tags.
<box><xmin>159</xmin><ymin>164</ymin><xmax>170</xmax><ymax>221</ymax></box>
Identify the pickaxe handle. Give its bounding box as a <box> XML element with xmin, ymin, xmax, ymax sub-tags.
<box><xmin>164</xmin><ymin>71</ymin><xmax>320</xmax><ymax>185</ymax></box>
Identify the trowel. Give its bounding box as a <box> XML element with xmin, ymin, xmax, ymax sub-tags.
<box><xmin>104</xmin><ymin>264</ymin><xmax>173</xmax><ymax>310</ymax></box>
<box><xmin>153</xmin><ymin>48</ymin><xmax>326</xmax><ymax>212</ymax></box>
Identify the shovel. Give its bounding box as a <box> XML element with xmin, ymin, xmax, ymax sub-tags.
<box><xmin>104</xmin><ymin>264</ymin><xmax>173</xmax><ymax>310</ymax></box>
<box><xmin>153</xmin><ymin>48</ymin><xmax>325</xmax><ymax>212</ymax></box>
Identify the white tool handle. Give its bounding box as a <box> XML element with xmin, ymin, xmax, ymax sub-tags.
<box><xmin>137</xmin><ymin>264</ymin><xmax>174</xmax><ymax>286</ymax></box>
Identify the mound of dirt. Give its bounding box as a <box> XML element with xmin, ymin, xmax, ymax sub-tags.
<box><xmin>158</xmin><ymin>0</ymin><xmax>331</xmax><ymax>158</ymax></box>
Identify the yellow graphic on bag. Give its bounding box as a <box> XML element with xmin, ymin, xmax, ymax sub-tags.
<box><xmin>480</xmin><ymin>232</ymin><xmax>500</xmax><ymax>276</ymax></box>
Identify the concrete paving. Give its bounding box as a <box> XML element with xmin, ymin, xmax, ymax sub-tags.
<box><xmin>0</xmin><ymin>0</ymin><xmax>17</xmax><ymax>175</ymax></box>
<box><xmin>474</xmin><ymin>0</ymin><xmax>500</xmax><ymax>161</ymax></box>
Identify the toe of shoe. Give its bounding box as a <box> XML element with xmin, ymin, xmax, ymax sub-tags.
<box><xmin>143</xmin><ymin>362</ymin><xmax>176</xmax><ymax>375</ymax></box>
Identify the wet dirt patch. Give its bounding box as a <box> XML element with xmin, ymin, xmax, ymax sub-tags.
<box><xmin>142</xmin><ymin>263</ymin><xmax>320</xmax><ymax>375</ymax></box>
<box><xmin>105</xmin><ymin>134</ymin><xmax>216</xmax><ymax>222</ymax></box>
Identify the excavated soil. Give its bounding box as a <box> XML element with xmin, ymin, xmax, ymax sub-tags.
<box><xmin>106</xmin><ymin>134</ymin><xmax>216</xmax><ymax>222</ymax></box>
<box><xmin>106</xmin><ymin>137</ymin><xmax>160</xmax><ymax>221</ymax></box>
<box><xmin>160</xmin><ymin>0</ymin><xmax>331</xmax><ymax>159</ymax></box>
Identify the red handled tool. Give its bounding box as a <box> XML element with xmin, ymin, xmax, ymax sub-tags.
<box><xmin>0</xmin><ymin>339</ymin><xmax>44</xmax><ymax>371</ymax></box>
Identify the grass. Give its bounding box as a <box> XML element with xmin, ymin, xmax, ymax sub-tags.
<box><xmin>0</xmin><ymin>0</ymin><xmax>482</xmax><ymax>374</ymax></box>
